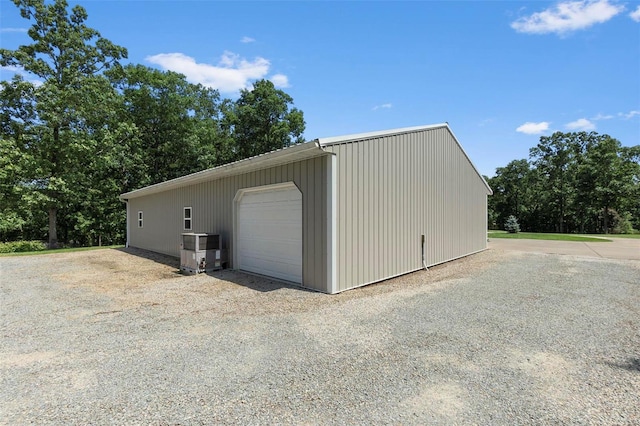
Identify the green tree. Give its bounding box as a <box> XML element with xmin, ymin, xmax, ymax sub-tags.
<box><xmin>490</xmin><ymin>159</ymin><xmax>530</xmax><ymax>220</ymax></box>
<box><xmin>588</xmin><ymin>137</ymin><xmax>626</xmax><ymax>233</ymax></box>
<box><xmin>618</xmin><ymin>146</ymin><xmax>640</xmax><ymax>231</ymax></box>
<box><xmin>66</xmin><ymin>120</ymin><xmax>141</xmax><ymax>246</ymax></box>
<box><xmin>529</xmin><ymin>132</ymin><xmax>579</xmax><ymax>233</ymax></box>
<box><xmin>108</xmin><ymin>64</ymin><xmax>229</xmax><ymax>185</ymax></box>
<box><xmin>489</xmin><ymin>131</ymin><xmax>639</xmax><ymax>234</ymax></box>
<box><xmin>504</xmin><ymin>215</ymin><xmax>520</xmax><ymax>233</ymax></box>
<box><xmin>0</xmin><ymin>136</ymin><xmax>31</xmax><ymax>240</ymax></box>
<box><xmin>0</xmin><ymin>76</ymin><xmax>36</xmax><ymax>240</ymax></box>
<box><xmin>230</xmin><ymin>79</ymin><xmax>305</xmax><ymax>161</ymax></box>
<box><xmin>487</xmin><ymin>159</ymin><xmax>542</xmax><ymax>231</ymax></box>
<box><xmin>0</xmin><ymin>0</ymin><xmax>127</xmax><ymax>247</ymax></box>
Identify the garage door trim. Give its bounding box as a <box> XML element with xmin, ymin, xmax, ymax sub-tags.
<box><xmin>232</xmin><ymin>181</ymin><xmax>302</xmax><ymax>283</ymax></box>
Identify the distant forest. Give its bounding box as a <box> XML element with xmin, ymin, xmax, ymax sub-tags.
<box><xmin>0</xmin><ymin>0</ymin><xmax>305</xmax><ymax>247</ymax></box>
<box><xmin>485</xmin><ymin>131</ymin><xmax>640</xmax><ymax>234</ymax></box>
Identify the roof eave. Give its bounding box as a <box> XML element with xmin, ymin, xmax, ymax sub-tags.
<box><xmin>119</xmin><ymin>141</ymin><xmax>325</xmax><ymax>200</ymax></box>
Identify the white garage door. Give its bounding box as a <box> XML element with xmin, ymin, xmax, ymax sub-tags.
<box><xmin>236</xmin><ymin>184</ymin><xmax>302</xmax><ymax>283</ymax></box>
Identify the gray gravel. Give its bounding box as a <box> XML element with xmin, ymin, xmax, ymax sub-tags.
<box><xmin>1</xmin><ymin>248</ymin><xmax>639</xmax><ymax>424</ymax></box>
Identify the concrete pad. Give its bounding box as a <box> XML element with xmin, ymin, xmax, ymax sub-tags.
<box><xmin>489</xmin><ymin>237</ymin><xmax>640</xmax><ymax>261</ymax></box>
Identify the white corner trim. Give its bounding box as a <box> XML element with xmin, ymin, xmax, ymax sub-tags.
<box><xmin>327</xmin><ymin>154</ymin><xmax>338</xmax><ymax>294</ymax></box>
<box><xmin>125</xmin><ymin>200</ymin><xmax>130</xmax><ymax>247</ymax></box>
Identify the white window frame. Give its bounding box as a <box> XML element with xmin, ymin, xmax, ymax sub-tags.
<box><xmin>183</xmin><ymin>207</ymin><xmax>192</xmax><ymax>231</ymax></box>
<box><xmin>137</xmin><ymin>211</ymin><xmax>143</xmax><ymax>228</ymax></box>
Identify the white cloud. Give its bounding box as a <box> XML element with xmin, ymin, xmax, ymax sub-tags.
<box><xmin>591</xmin><ymin>112</ymin><xmax>614</xmax><ymax>120</ymax></box>
<box><xmin>0</xmin><ymin>65</ymin><xmax>24</xmax><ymax>73</ymax></box>
<box><xmin>146</xmin><ymin>51</ymin><xmax>282</xmax><ymax>94</ymax></box>
<box><xmin>619</xmin><ymin>110</ymin><xmax>640</xmax><ymax>119</ymax></box>
<box><xmin>241</xmin><ymin>36</ymin><xmax>256</xmax><ymax>43</ymax></box>
<box><xmin>630</xmin><ymin>6</ymin><xmax>640</xmax><ymax>21</ymax></box>
<box><xmin>270</xmin><ymin>74</ymin><xmax>289</xmax><ymax>88</ymax></box>
<box><xmin>372</xmin><ymin>103</ymin><xmax>392</xmax><ymax>111</ymax></box>
<box><xmin>565</xmin><ymin>118</ymin><xmax>596</xmax><ymax>130</ymax></box>
<box><xmin>511</xmin><ymin>0</ymin><xmax>624</xmax><ymax>35</ymax></box>
<box><xmin>516</xmin><ymin>121</ymin><xmax>550</xmax><ymax>134</ymax></box>
<box><xmin>0</xmin><ymin>65</ymin><xmax>43</xmax><ymax>87</ymax></box>
<box><xmin>0</xmin><ymin>27</ymin><xmax>27</xmax><ymax>33</ymax></box>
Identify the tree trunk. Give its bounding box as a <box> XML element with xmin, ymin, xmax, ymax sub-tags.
<box><xmin>603</xmin><ymin>207</ymin><xmax>609</xmax><ymax>234</ymax></box>
<box><xmin>48</xmin><ymin>206</ymin><xmax>58</xmax><ymax>248</ymax></box>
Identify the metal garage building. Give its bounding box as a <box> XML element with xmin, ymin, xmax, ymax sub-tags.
<box><xmin>119</xmin><ymin>123</ymin><xmax>492</xmax><ymax>293</ymax></box>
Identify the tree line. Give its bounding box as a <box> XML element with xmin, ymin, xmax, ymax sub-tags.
<box><xmin>0</xmin><ymin>0</ymin><xmax>304</xmax><ymax>247</ymax></box>
<box><xmin>486</xmin><ymin>131</ymin><xmax>640</xmax><ymax>234</ymax></box>
<box><xmin>2</xmin><ymin>1</ymin><xmax>637</xmax><ymax>250</ymax></box>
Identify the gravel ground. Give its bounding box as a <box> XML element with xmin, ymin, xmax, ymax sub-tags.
<box><xmin>1</xmin><ymin>248</ymin><xmax>639</xmax><ymax>424</ymax></box>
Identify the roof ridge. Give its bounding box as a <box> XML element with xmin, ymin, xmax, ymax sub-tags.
<box><xmin>316</xmin><ymin>123</ymin><xmax>449</xmax><ymax>146</ymax></box>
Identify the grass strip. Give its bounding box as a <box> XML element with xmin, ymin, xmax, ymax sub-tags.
<box><xmin>488</xmin><ymin>232</ymin><xmax>611</xmax><ymax>242</ymax></box>
<box><xmin>0</xmin><ymin>245</ymin><xmax>125</xmax><ymax>257</ymax></box>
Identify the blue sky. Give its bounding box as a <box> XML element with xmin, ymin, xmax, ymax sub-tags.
<box><xmin>1</xmin><ymin>0</ymin><xmax>639</xmax><ymax>176</ymax></box>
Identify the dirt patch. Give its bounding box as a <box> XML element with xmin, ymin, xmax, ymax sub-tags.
<box><xmin>53</xmin><ymin>247</ymin><xmax>181</xmax><ymax>292</ymax></box>
<box><xmin>44</xmin><ymin>246</ymin><xmax>504</xmax><ymax>319</ymax></box>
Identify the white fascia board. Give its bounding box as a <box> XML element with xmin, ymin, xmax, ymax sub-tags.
<box><xmin>119</xmin><ymin>141</ymin><xmax>323</xmax><ymax>200</ymax></box>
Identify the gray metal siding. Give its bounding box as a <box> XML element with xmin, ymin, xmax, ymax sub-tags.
<box><xmin>127</xmin><ymin>155</ymin><xmax>329</xmax><ymax>292</ymax></box>
<box><xmin>325</xmin><ymin>127</ymin><xmax>489</xmax><ymax>292</ymax></box>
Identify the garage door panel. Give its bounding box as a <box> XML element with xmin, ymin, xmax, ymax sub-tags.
<box><xmin>239</xmin><ymin>241</ymin><xmax>299</xmax><ymax>264</ymax></box>
<box><xmin>238</xmin><ymin>239</ymin><xmax>300</xmax><ymax>256</ymax></box>
<box><xmin>243</xmin><ymin>189</ymin><xmax>300</xmax><ymax>204</ymax></box>
<box><xmin>236</xmin><ymin>185</ymin><xmax>302</xmax><ymax>283</ymax></box>
<box><xmin>238</xmin><ymin>256</ymin><xmax>301</xmax><ymax>278</ymax></box>
<box><xmin>238</xmin><ymin>222</ymin><xmax>301</xmax><ymax>237</ymax></box>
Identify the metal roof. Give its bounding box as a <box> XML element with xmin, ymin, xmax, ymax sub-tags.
<box><xmin>120</xmin><ymin>123</ymin><xmax>492</xmax><ymax>200</ymax></box>
<box><xmin>316</xmin><ymin>123</ymin><xmax>450</xmax><ymax>146</ymax></box>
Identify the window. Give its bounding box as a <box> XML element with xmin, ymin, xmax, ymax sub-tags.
<box><xmin>137</xmin><ymin>211</ymin><xmax>143</xmax><ymax>228</ymax></box>
<box><xmin>184</xmin><ymin>207</ymin><xmax>192</xmax><ymax>230</ymax></box>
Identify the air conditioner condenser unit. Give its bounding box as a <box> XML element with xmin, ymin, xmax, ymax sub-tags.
<box><xmin>180</xmin><ymin>233</ymin><xmax>227</xmax><ymax>274</ymax></box>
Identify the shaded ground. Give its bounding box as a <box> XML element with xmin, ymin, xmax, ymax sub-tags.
<box><xmin>1</xmin><ymin>247</ymin><xmax>638</xmax><ymax>424</ymax></box>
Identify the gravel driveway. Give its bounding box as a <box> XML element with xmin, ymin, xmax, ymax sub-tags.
<box><xmin>1</xmin><ymin>248</ymin><xmax>639</xmax><ymax>424</ymax></box>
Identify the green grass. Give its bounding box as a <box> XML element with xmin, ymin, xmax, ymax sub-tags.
<box><xmin>0</xmin><ymin>245</ymin><xmax>124</xmax><ymax>257</ymax></box>
<box><xmin>488</xmin><ymin>232</ymin><xmax>611</xmax><ymax>242</ymax></box>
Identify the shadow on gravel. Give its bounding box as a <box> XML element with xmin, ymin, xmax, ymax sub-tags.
<box><xmin>205</xmin><ymin>269</ymin><xmax>318</xmax><ymax>293</ymax></box>
<box><xmin>115</xmin><ymin>247</ymin><xmax>180</xmax><ymax>271</ymax></box>
<box><xmin>115</xmin><ymin>247</ymin><xmax>316</xmax><ymax>293</ymax></box>
<box><xmin>604</xmin><ymin>358</ymin><xmax>640</xmax><ymax>372</ymax></box>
